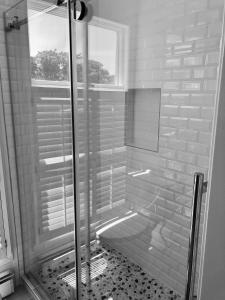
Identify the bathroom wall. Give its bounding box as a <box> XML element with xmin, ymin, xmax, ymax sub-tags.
<box><xmin>94</xmin><ymin>0</ymin><xmax>225</xmax><ymax>295</ymax></box>
<box><xmin>1</xmin><ymin>0</ymin><xmax>224</xmax><ymax>295</ymax></box>
<box><xmin>0</xmin><ymin>0</ymin><xmax>24</xmax><ymax>280</ymax></box>
<box><xmin>126</xmin><ymin>0</ymin><xmax>224</xmax><ymax>295</ymax></box>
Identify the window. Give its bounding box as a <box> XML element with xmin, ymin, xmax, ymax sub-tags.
<box><xmin>27</xmin><ymin>2</ymin><xmax>128</xmax><ymax>245</ymax></box>
<box><xmin>28</xmin><ymin>5</ymin><xmax>128</xmax><ymax>89</ymax></box>
<box><xmin>89</xmin><ymin>25</ymin><xmax>117</xmax><ymax>85</ymax></box>
<box><xmin>87</xmin><ymin>17</ymin><xmax>129</xmax><ymax>88</ymax></box>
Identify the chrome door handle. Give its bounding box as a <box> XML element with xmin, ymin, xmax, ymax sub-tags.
<box><xmin>185</xmin><ymin>172</ymin><xmax>207</xmax><ymax>300</ymax></box>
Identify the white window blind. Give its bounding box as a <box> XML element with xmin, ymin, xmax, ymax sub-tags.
<box><xmin>88</xmin><ymin>90</ymin><xmax>126</xmax><ymax>215</ymax></box>
<box><xmin>33</xmin><ymin>85</ymin><xmax>74</xmax><ymax>240</ymax></box>
<box><xmin>33</xmin><ymin>84</ymin><xmax>126</xmax><ymax>241</ymax></box>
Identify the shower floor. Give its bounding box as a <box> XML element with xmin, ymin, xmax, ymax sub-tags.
<box><xmin>34</xmin><ymin>242</ymin><xmax>181</xmax><ymax>300</ymax></box>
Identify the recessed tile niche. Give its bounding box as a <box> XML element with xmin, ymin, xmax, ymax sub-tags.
<box><xmin>125</xmin><ymin>88</ymin><xmax>161</xmax><ymax>152</ymax></box>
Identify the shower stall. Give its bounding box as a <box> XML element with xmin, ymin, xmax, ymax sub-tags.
<box><xmin>3</xmin><ymin>0</ymin><xmax>224</xmax><ymax>299</ymax></box>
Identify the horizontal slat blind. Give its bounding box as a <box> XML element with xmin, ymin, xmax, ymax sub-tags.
<box><xmin>88</xmin><ymin>91</ymin><xmax>126</xmax><ymax>215</ymax></box>
<box><xmin>32</xmin><ymin>86</ymin><xmax>126</xmax><ymax>241</ymax></box>
<box><xmin>33</xmin><ymin>87</ymin><xmax>74</xmax><ymax>238</ymax></box>
<box><xmin>31</xmin><ymin>87</ymin><xmax>71</xmax><ymax>241</ymax></box>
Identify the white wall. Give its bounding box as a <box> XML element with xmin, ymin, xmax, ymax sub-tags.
<box><xmin>1</xmin><ymin>0</ymin><xmax>225</xmax><ymax>294</ymax></box>
<box><xmin>96</xmin><ymin>0</ymin><xmax>225</xmax><ymax>295</ymax></box>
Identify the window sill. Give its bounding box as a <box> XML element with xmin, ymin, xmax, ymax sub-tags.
<box><xmin>31</xmin><ymin>79</ymin><xmax>127</xmax><ymax>92</ymax></box>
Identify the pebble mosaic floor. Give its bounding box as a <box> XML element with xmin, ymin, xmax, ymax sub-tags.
<box><xmin>34</xmin><ymin>243</ymin><xmax>182</xmax><ymax>300</ymax></box>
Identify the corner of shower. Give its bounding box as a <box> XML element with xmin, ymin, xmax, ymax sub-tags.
<box><xmin>3</xmin><ymin>0</ymin><xmax>223</xmax><ymax>299</ymax></box>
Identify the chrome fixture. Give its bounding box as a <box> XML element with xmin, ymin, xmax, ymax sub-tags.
<box><xmin>5</xmin><ymin>16</ymin><xmax>21</xmax><ymax>32</ymax></box>
<box><xmin>185</xmin><ymin>172</ymin><xmax>208</xmax><ymax>300</ymax></box>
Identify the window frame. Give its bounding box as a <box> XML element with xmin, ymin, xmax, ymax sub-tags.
<box><xmin>30</xmin><ymin>16</ymin><xmax>129</xmax><ymax>91</ymax></box>
<box><xmin>87</xmin><ymin>16</ymin><xmax>129</xmax><ymax>90</ymax></box>
<box><xmin>0</xmin><ymin>75</ymin><xmax>14</xmax><ymax>266</ymax></box>
<box><xmin>0</xmin><ymin>147</ymin><xmax>10</xmax><ymax>260</ymax></box>
<box><xmin>29</xmin><ymin>15</ymin><xmax>129</xmax><ymax>255</ymax></box>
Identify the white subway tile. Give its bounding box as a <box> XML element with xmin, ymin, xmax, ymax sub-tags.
<box><xmin>180</xmin><ymin>106</ymin><xmax>201</xmax><ymax>118</ymax></box>
<box><xmin>189</xmin><ymin>118</ymin><xmax>212</xmax><ymax>131</ymax></box>
<box><xmin>189</xmin><ymin>93</ymin><xmax>215</xmax><ymax>106</ymax></box>
<box><xmin>186</xmin><ymin>0</ymin><xmax>207</xmax><ymax>13</ymax></box>
<box><xmin>203</xmin><ymin>79</ymin><xmax>217</xmax><ymax>91</ymax></box>
<box><xmin>178</xmin><ymin>129</ymin><xmax>198</xmax><ymax>141</ymax></box>
<box><xmin>198</xmin><ymin>132</ymin><xmax>212</xmax><ymax>144</ymax></box>
<box><xmin>208</xmin><ymin>23</ymin><xmax>222</xmax><ymax>37</ymax></box>
<box><xmin>185</xmin><ymin>26</ymin><xmax>207</xmax><ymax>41</ymax></box>
<box><xmin>166</xmin><ymin>33</ymin><xmax>183</xmax><ymax>44</ymax></box>
<box><xmin>197</xmin><ymin>155</ymin><xmax>210</xmax><ymax>168</ymax></box>
<box><xmin>182</xmin><ymin>81</ymin><xmax>201</xmax><ymax>91</ymax></box>
<box><xmin>159</xmin><ymin>148</ymin><xmax>177</xmax><ymax>159</ymax></box>
<box><xmin>193</xmin><ymin>66</ymin><xmax>217</xmax><ymax>79</ymax></box>
<box><xmin>187</xmin><ymin>142</ymin><xmax>210</xmax><ymax>155</ymax></box>
<box><xmin>167</xmin><ymin>139</ymin><xmax>187</xmax><ymax>151</ymax></box>
<box><xmin>172</xmin><ymin>69</ymin><xmax>192</xmax><ymax>79</ymax></box>
<box><xmin>177</xmin><ymin>151</ymin><xmax>196</xmax><ymax>164</ymax></box>
<box><xmin>195</xmin><ymin>37</ymin><xmax>221</xmax><ymax>51</ymax></box>
<box><xmin>174</xmin><ymin>43</ymin><xmax>193</xmax><ymax>55</ymax></box>
<box><xmin>160</xmin><ymin>126</ymin><xmax>177</xmax><ymax>138</ymax></box>
<box><xmin>206</xmin><ymin>51</ymin><xmax>220</xmax><ymax>65</ymax></box>
<box><xmin>201</xmin><ymin>107</ymin><xmax>214</xmax><ymax>119</ymax></box>
<box><xmin>161</xmin><ymin>105</ymin><xmax>179</xmax><ymax>116</ymax></box>
<box><xmin>184</xmin><ymin>55</ymin><xmax>204</xmax><ymax>66</ymax></box>
<box><xmin>164</xmin><ymin>81</ymin><xmax>181</xmax><ymax>90</ymax></box>
<box><xmin>165</xmin><ymin>58</ymin><xmax>181</xmax><ymax>68</ymax></box>
<box><xmin>169</xmin><ymin>117</ymin><xmax>188</xmax><ymax>128</ymax></box>
<box><xmin>170</xmin><ymin>94</ymin><xmax>190</xmax><ymax>106</ymax></box>
<box><xmin>197</xmin><ymin>10</ymin><xmax>221</xmax><ymax>25</ymax></box>
<box><xmin>167</xmin><ymin>160</ymin><xmax>185</xmax><ymax>172</ymax></box>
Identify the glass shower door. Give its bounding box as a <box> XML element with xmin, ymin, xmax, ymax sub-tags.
<box><xmin>72</xmin><ymin>1</ymin><xmax>184</xmax><ymax>299</ymax></box>
<box><xmin>4</xmin><ymin>0</ymin><xmax>221</xmax><ymax>298</ymax></box>
<box><xmin>72</xmin><ymin>0</ymin><xmax>219</xmax><ymax>299</ymax></box>
<box><xmin>5</xmin><ymin>0</ymin><xmax>79</xmax><ymax>298</ymax></box>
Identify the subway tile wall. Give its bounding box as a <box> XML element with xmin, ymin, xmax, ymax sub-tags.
<box><xmin>122</xmin><ymin>0</ymin><xmax>224</xmax><ymax>295</ymax></box>
<box><xmin>0</xmin><ymin>0</ymin><xmax>224</xmax><ymax>296</ymax></box>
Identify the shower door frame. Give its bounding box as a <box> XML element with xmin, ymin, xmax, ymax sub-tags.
<box><xmin>198</xmin><ymin>3</ymin><xmax>225</xmax><ymax>299</ymax></box>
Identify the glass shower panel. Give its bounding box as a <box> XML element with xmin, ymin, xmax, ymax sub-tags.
<box><xmin>3</xmin><ymin>0</ymin><xmax>222</xmax><ymax>299</ymax></box>
<box><xmin>76</xmin><ymin>1</ymin><xmax>183</xmax><ymax>299</ymax></box>
<box><xmin>75</xmin><ymin>0</ymin><xmax>221</xmax><ymax>299</ymax></box>
<box><xmin>5</xmin><ymin>1</ymin><xmax>77</xmax><ymax>298</ymax></box>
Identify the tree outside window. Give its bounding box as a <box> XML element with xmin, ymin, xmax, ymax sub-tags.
<box><xmin>31</xmin><ymin>49</ymin><xmax>115</xmax><ymax>84</ymax></box>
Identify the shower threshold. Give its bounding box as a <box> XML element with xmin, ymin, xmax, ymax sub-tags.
<box><xmin>30</xmin><ymin>241</ymin><xmax>181</xmax><ymax>300</ymax></box>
